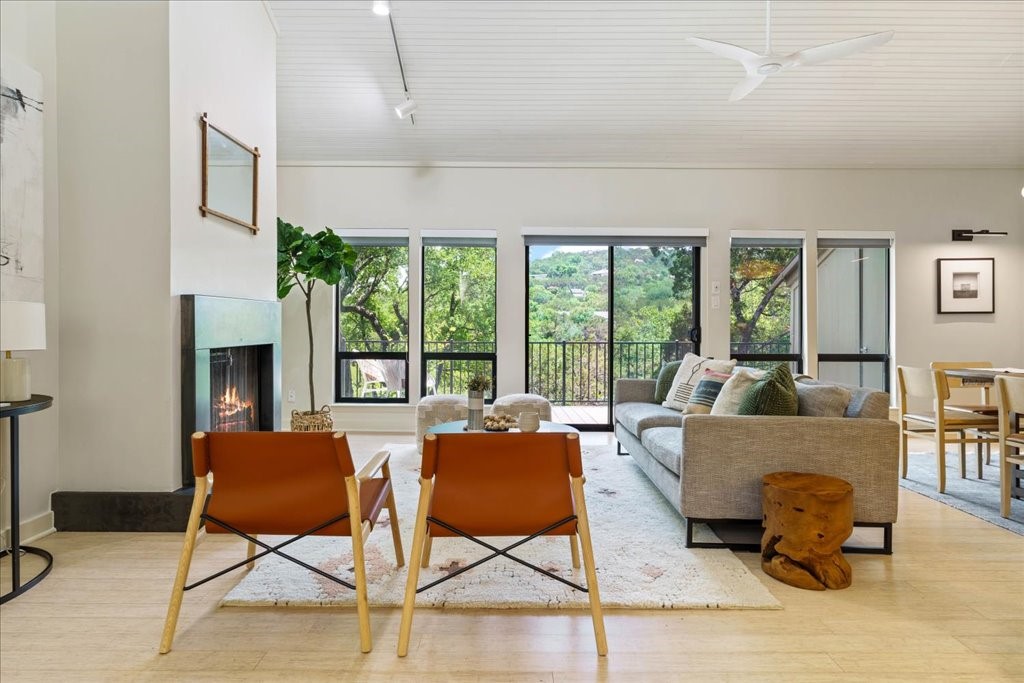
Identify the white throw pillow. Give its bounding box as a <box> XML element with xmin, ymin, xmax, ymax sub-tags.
<box><xmin>662</xmin><ymin>353</ymin><xmax>738</xmax><ymax>411</ymax></box>
<box><xmin>710</xmin><ymin>368</ymin><xmax>765</xmax><ymax>415</ymax></box>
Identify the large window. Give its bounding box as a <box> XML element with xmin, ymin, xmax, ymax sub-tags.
<box><xmin>421</xmin><ymin>237</ymin><xmax>497</xmax><ymax>398</ymax></box>
<box><xmin>335</xmin><ymin>237</ymin><xmax>409</xmax><ymax>402</ymax></box>
<box><xmin>526</xmin><ymin>236</ymin><xmax>702</xmax><ymax>428</ymax></box>
<box><xmin>816</xmin><ymin>238</ymin><xmax>890</xmax><ymax>390</ymax></box>
<box><xmin>730</xmin><ymin>238</ymin><xmax>803</xmax><ymax>371</ymax></box>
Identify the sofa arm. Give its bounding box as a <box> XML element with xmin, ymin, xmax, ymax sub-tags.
<box><xmin>679</xmin><ymin>416</ymin><xmax>899</xmax><ymax>524</ymax></box>
<box><xmin>614</xmin><ymin>378</ymin><xmax>657</xmax><ymax>405</ymax></box>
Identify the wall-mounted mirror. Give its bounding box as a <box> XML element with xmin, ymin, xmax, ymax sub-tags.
<box><xmin>200</xmin><ymin>113</ymin><xmax>259</xmax><ymax>233</ymax></box>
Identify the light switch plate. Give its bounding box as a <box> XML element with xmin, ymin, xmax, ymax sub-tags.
<box><xmin>711</xmin><ymin>295</ymin><xmax>720</xmax><ymax>309</ymax></box>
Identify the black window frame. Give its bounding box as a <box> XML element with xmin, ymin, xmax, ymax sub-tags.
<box><xmin>729</xmin><ymin>239</ymin><xmax>804</xmax><ymax>373</ymax></box>
<box><xmin>334</xmin><ymin>238</ymin><xmax>410</xmax><ymax>404</ymax></box>
<box><xmin>816</xmin><ymin>240</ymin><xmax>891</xmax><ymax>391</ymax></box>
<box><xmin>419</xmin><ymin>237</ymin><xmax>498</xmax><ymax>401</ymax></box>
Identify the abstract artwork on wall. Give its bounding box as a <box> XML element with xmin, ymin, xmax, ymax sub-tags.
<box><xmin>0</xmin><ymin>58</ymin><xmax>45</xmax><ymax>303</ymax></box>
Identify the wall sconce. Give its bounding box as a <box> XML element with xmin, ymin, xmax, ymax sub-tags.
<box><xmin>951</xmin><ymin>229</ymin><xmax>1009</xmax><ymax>242</ymax></box>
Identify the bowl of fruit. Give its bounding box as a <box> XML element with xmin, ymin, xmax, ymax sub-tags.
<box><xmin>482</xmin><ymin>414</ymin><xmax>518</xmax><ymax>432</ymax></box>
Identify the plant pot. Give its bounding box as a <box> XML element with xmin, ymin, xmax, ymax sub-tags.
<box><xmin>467</xmin><ymin>390</ymin><xmax>485</xmax><ymax>430</ymax></box>
<box><xmin>291</xmin><ymin>406</ymin><xmax>333</xmax><ymax>432</ymax></box>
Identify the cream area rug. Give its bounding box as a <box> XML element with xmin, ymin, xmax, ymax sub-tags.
<box><xmin>221</xmin><ymin>443</ymin><xmax>780</xmax><ymax>610</ymax></box>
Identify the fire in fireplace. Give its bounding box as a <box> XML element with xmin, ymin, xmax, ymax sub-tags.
<box><xmin>210</xmin><ymin>347</ymin><xmax>258</xmax><ymax>432</ymax></box>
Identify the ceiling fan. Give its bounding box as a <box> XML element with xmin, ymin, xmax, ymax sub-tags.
<box><xmin>687</xmin><ymin>0</ymin><xmax>894</xmax><ymax>102</ymax></box>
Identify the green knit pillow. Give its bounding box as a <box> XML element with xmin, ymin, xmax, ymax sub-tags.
<box><xmin>737</xmin><ymin>363</ymin><xmax>798</xmax><ymax>416</ymax></box>
<box><xmin>654</xmin><ymin>361</ymin><xmax>683</xmax><ymax>404</ymax></box>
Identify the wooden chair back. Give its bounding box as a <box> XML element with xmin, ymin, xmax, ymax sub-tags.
<box><xmin>194</xmin><ymin>431</ymin><xmax>360</xmax><ymax>536</ymax></box>
<box><xmin>422</xmin><ymin>432</ymin><xmax>582</xmax><ymax>537</ymax></box>
<box><xmin>995</xmin><ymin>376</ymin><xmax>1024</xmax><ymax>437</ymax></box>
<box><xmin>897</xmin><ymin>366</ymin><xmax>935</xmax><ymax>416</ymax></box>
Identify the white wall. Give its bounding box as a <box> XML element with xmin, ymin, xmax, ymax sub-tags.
<box><xmin>0</xmin><ymin>0</ymin><xmax>60</xmax><ymax>540</ymax></box>
<box><xmin>56</xmin><ymin>0</ymin><xmax>277</xmax><ymax>494</ymax></box>
<box><xmin>278</xmin><ymin>167</ymin><xmax>1024</xmax><ymax>429</ymax></box>
<box><xmin>168</xmin><ymin>0</ymin><xmax>276</xmax><ymax>300</ymax></box>
<box><xmin>57</xmin><ymin>1</ymin><xmax>174</xmax><ymax>491</ymax></box>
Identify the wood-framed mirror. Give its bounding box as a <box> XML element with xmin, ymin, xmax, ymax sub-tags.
<box><xmin>200</xmin><ymin>113</ymin><xmax>259</xmax><ymax>234</ymax></box>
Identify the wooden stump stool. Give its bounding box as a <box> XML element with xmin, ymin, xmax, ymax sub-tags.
<box><xmin>761</xmin><ymin>471</ymin><xmax>854</xmax><ymax>591</ymax></box>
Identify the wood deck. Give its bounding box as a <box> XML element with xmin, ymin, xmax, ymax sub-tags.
<box><xmin>551</xmin><ymin>404</ymin><xmax>610</xmax><ymax>425</ymax></box>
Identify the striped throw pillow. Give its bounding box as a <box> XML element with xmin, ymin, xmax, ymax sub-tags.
<box><xmin>684</xmin><ymin>370</ymin><xmax>733</xmax><ymax>414</ymax></box>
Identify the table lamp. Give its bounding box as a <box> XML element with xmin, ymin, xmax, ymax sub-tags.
<box><xmin>0</xmin><ymin>301</ymin><xmax>47</xmax><ymax>402</ymax></box>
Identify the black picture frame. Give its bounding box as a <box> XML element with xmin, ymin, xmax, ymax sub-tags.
<box><xmin>936</xmin><ymin>258</ymin><xmax>994</xmax><ymax>314</ymax></box>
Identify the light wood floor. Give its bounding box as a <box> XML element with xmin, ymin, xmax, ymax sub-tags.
<box><xmin>2</xmin><ymin>432</ymin><xmax>1023</xmax><ymax>681</ymax></box>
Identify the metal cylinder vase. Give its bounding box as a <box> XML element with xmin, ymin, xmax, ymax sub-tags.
<box><xmin>467</xmin><ymin>390</ymin><xmax>485</xmax><ymax>430</ymax></box>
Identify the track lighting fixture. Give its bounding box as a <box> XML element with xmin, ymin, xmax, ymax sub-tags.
<box><xmin>951</xmin><ymin>229</ymin><xmax>1009</xmax><ymax>242</ymax></box>
<box><xmin>394</xmin><ymin>98</ymin><xmax>418</xmax><ymax>119</ymax></box>
<box><xmin>371</xmin><ymin>1</ymin><xmax>391</xmax><ymax>16</ymax></box>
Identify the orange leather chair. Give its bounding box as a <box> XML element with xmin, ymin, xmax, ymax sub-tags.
<box><xmin>159</xmin><ymin>431</ymin><xmax>404</xmax><ymax>654</ymax></box>
<box><xmin>397</xmin><ymin>431</ymin><xmax>607</xmax><ymax>656</ymax></box>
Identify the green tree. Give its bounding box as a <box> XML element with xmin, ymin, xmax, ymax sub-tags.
<box><xmin>729</xmin><ymin>247</ymin><xmax>799</xmax><ymax>349</ymax></box>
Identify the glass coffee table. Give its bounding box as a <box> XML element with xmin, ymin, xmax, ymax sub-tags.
<box><xmin>428</xmin><ymin>420</ymin><xmax>578</xmax><ymax>435</ymax></box>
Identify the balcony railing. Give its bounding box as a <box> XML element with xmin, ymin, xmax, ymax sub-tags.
<box><xmin>338</xmin><ymin>339</ymin><xmax>798</xmax><ymax>406</ymax></box>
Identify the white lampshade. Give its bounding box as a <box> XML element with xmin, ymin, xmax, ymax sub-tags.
<box><xmin>0</xmin><ymin>301</ymin><xmax>47</xmax><ymax>351</ymax></box>
<box><xmin>0</xmin><ymin>301</ymin><xmax>46</xmax><ymax>402</ymax></box>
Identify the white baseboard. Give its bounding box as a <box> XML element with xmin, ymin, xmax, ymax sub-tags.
<box><xmin>1</xmin><ymin>509</ymin><xmax>56</xmax><ymax>547</ymax></box>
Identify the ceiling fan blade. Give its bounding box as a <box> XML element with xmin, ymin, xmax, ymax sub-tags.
<box><xmin>790</xmin><ymin>30</ymin><xmax>894</xmax><ymax>67</ymax></box>
<box><xmin>687</xmin><ymin>36</ymin><xmax>760</xmax><ymax>64</ymax></box>
<box><xmin>729</xmin><ymin>75</ymin><xmax>767</xmax><ymax>102</ymax></box>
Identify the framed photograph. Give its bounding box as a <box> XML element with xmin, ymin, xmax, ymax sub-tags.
<box><xmin>936</xmin><ymin>258</ymin><xmax>994</xmax><ymax>314</ymax></box>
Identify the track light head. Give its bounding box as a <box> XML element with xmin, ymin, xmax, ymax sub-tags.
<box><xmin>372</xmin><ymin>1</ymin><xmax>391</xmax><ymax>16</ymax></box>
<box><xmin>394</xmin><ymin>98</ymin><xmax>418</xmax><ymax>119</ymax></box>
<box><xmin>951</xmin><ymin>229</ymin><xmax>1009</xmax><ymax>242</ymax></box>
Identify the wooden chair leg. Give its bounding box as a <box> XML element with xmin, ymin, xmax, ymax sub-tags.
<box><xmin>346</xmin><ymin>476</ymin><xmax>372</xmax><ymax>654</ymax></box>
<box><xmin>986</xmin><ymin>442</ymin><xmax>991</xmax><ymax>466</ymax></box>
<box><xmin>246</xmin><ymin>536</ymin><xmax>257</xmax><ymax>570</ymax></box>
<box><xmin>399</xmin><ymin>477</ymin><xmax>433</xmax><ymax>657</ymax></box>
<box><xmin>570</xmin><ymin>533</ymin><xmax>580</xmax><ymax>569</ymax></box>
<box><xmin>1000</xmin><ymin>439</ymin><xmax>1011</xmax><ymax>518</ymax></box>
<box><xmin>959</xmin><ymin>436</ymin><xmax>967</xmax><ymax>479</ymax></box>
<box><xmin>159</xmin><ymin>476</ymin><xmax>209</xmax><ymax>654</ymax></box>
<box><xmin>570</xmin><ymin>475</ymin><xmax>607</xmax><ymax>656</ymax></box>
<box><xmin>976</xmin><ymin>440</ymin><xmax>984</xmax><ymax>480</ymax></box>
<box><xmin>900</xmin><ymin>428</ymin><xmax>909</xmax><ymax>479</ymax></box>
<box><xmin>934</xmin><ymin>430</ymin><xmax>947</xmax><ymax>494</ymax></box>
<box><xmin>382</xmin><ymin>462</ymin><xmax>405</xmax><ymax>567</ymax></box>
<box><xmin>420</xmin><ymin>532</ymin><xmax>433</xmax><ymax>569</ymax></box>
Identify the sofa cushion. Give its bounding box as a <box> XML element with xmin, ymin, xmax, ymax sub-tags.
<box><xmin>738</xmin><ymin>363</ymin><xmax>798</xmax><ymax>416</ymax></box>
<box><xmin>710</xmin><ymin>368</ymin><xmax>763</xmax><ymax>415</ymax></box>
<box><xmin>663</xmin><ymin>353</ymin><xmax>737</xmax><ymax>410</ymax></box>
<box><xmin>684</xmin><ymin>369</ymin><xmax>732</xmax><ymax>414</ymax></box>
<box><xmin>796</xmin><ymin>377</ymin><xmax>890</xmax><ymax>419</ymax></box>
<box><xmin>795</xmin><ymin>383</ymin><xmax>852</xmax><ymax>417</ymax></box>
<box><xmin>654</xmin><ymin>361</ymin><xmax>683</xmax><ymax>404</ymax></box>
<box><xmin>641</xmin><ymin>426</ymin><xmax>683</xmax><ymax>476</ymax></box>
<box><xmin>614</xmin><ymin>402</ymin><xmax>682</xmax><ymax>436</ymax></box>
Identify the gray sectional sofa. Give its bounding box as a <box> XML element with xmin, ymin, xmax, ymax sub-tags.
<box><xmin>613</xmin><ymin>376</ymin><xmax>899</xmax><ymax>553</ymax></box>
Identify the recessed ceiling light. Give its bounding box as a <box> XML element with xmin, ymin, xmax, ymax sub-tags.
<box><xmin>372</xmin><ymin>0</ymin><xmax>391</xmax><ymax>16</ymax></box>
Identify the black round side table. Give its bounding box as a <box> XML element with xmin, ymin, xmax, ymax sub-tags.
<box><xmin>0</xmin><ymin>394</ymin><xmax>54</xmax><ymax>604</ymax></box>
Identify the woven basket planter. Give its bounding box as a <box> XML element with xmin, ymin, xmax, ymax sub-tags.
<box><xmin>290</xmin><ymin>406</ymin><xmax>333</xmax><ymax>432</ymax></box>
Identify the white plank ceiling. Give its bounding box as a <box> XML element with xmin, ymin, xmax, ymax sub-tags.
<box><xmin>272</xmin><ymin>0</ymin><xmax>1024</xmax><ymax>167</ymax></box>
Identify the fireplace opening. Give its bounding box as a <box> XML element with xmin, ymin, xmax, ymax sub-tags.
<box><xmin>181</xmin><ymin>295</ymin><xmax>281</xmax><ymax>486</ymax></box>
<box><xmin>210</xmin><ymin>347</ymin><xmax>259</xmax><ymax>432</ymax></box>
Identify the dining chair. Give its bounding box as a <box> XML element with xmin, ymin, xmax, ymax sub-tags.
<box><xmin>897</xmin><ymin>366</ymin><xmax>998</xmax><ymax>493</ymax></box>
<box><xmin>398</xmin><ymin>431</ymin><xmax>607</xmax><ymax>656</ymax></box>
<box><xmin>159</xmin><ymin>431</ymin><xmax>404</xmax><ymax>654</ymax></box>
<box><xmin>994</xmin><ymin>376</ymin><xmax>1024</xmax><ymax>518</ymax></box>
<box><xmin>930</xmin><ymin>361</ymin><xmax>997</xmax><ymax>464</ymax></box>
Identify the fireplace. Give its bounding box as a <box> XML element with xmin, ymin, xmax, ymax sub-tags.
<box><xmin>181</xmin><ymin>295</ymin><xmax>281</xmax><ymax>485</ymax></box>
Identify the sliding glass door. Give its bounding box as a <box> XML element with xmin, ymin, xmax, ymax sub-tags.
<box><xmin>526</xmin><ymin>238</ymin><xmax>701</xmax><ymax>429</ymax></box>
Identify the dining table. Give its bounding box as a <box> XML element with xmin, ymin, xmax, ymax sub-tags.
<box><xmin>943</xmin><ymin>367</ymin><xmax>1024</xmax><ymax>503</ymax></box>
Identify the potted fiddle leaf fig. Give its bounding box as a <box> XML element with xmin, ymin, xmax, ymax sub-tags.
<box><xmin>277</xmin><ymin>218</ymin><xmax>356</xmax><ymax>430</ymax></box>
